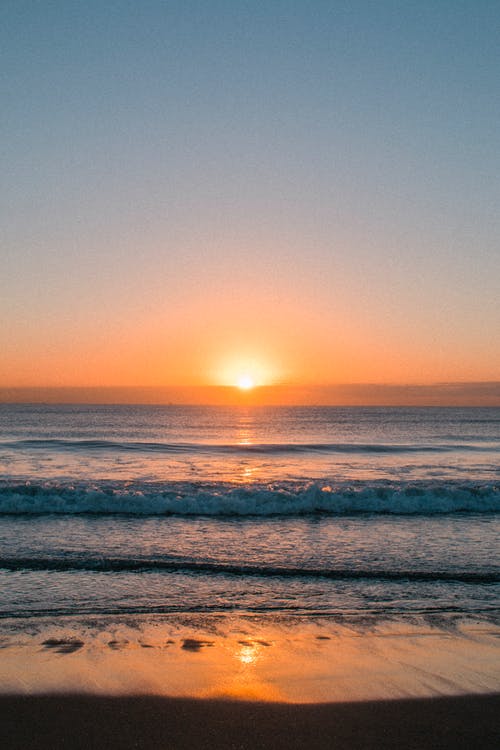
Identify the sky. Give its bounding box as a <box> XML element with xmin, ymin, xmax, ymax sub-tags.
<box><xmin>1</xmin><ymin>1</ymin><xmax>499</xmax><ymax>399</ymax></box>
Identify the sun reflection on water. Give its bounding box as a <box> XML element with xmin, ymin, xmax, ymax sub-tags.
<box><xmin>241</xmin><ymin>465</ymin><xmax>254</xmax><ymax>480</ymax></box>
<box><xmin>236</xmin><ymin>641</ymin><xmax>261</xmax><ymax>665</ymax></box>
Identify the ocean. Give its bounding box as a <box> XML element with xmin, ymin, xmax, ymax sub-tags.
<box><xmin>0</xmin><ymin>404</ymin><xmax>499</xmax><ymax>700</ymax></box>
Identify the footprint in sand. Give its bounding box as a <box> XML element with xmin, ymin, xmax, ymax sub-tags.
<box><xmin>181</xmin><ymin>638</ymin><xmax>215</xmax><ymax>652</ymax></box>
<box><xmin>107</xmin><ymin>639</ymin><xmax>129</xmax><ymax>650</ymax></box>
<box><xmin>41</xmin><ymin>638</ymin><xmax>84</xmax><ymax>654</ymax></box>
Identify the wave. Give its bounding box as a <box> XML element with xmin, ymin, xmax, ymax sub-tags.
<box><xmin>0</xmin><ymin>554</ymin><xmax>497</xmax><ymax>583</ymax></box>
<box><xmin>0</xmin><ymin>480</ymin><xmax>499</xmax><ymax>516</ymax></box>
<box><xmin>2</xmin><ymin>438</ymin><xmax>498</xmax><ymax>454</ymax></box>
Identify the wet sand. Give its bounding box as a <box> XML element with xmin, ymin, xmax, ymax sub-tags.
<box><xmin>1</xmin><ymin>693</ymin><xmax>499</xmax><ymax>749</ymax></box>
<box><xmin>2</xmin><ymin>617</ymin><xmax>499</xmax><ymax>702</ymax></box>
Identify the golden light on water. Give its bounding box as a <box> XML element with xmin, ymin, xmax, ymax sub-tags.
<box><xmin>237</xmin><ymin>645</ymin><xmax>257</xmax><ymax>664</ymax></box>
<box><xmin>236</xmin><ymin>641</ymin><xmax>262</xmax><ymax>665</ymax></box>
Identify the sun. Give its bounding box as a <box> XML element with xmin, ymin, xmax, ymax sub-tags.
<box><xmin>236</xmin><ymin>374</ymin><xmax>255</xmax><ymax>390</ymax></box>
<box><xmin>213</xmin><ymin>354</ymin><xmax>277</xmax><ymax>389</ymax></box>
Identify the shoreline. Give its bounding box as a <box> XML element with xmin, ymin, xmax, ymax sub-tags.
<box><xmin>2</xmin><ymin>692</ymin><xmax>499</xmax><ymax>749</ymax></box>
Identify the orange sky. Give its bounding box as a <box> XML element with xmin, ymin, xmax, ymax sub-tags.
<box><xmin>2</xmin><ymin>278</ymin><xmax>499</xmax><ymax>392</ymax></box>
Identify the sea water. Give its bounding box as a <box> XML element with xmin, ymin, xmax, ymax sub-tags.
<box><xmin>0</xmin><ymin>404</ymin><xmax>499</xmax><ymax>699</ymax></box>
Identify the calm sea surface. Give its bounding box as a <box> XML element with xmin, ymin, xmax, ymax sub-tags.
<box><xmin>0</xmin><ymin>405</ymin><xmax>499</xmax><ymax>624</ymax></box>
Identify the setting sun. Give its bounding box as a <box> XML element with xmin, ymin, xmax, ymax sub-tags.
<box><xmin>237</xmin><ymin>375</ymin><xmax>255</xmax><ymax>390</ymax></box>
<box><xmin>211</xmin><ymin>353</ymin><xmax>279</xmax><ymax>391</ymax></box>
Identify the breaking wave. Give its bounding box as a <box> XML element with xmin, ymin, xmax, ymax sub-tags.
<box><xmin>0</xmin><ymin>479</ymin><xmax>498</xmax><ymax>516</ymax></box>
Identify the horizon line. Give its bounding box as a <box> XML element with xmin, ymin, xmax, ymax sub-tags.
<box><xmin>1</xmin><ymin>382</ymin><xmax>499</xmax><ymax>407</ymax></box>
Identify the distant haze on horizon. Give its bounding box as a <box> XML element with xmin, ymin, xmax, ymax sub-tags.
<box><xmin>1</xmin><ymin>383</ymin><xmax>499</xmax><ymax>407</ymax></box>
<box><xmin>1</xmin><ymin>2</ymin><xmax>499</xmax><ymax>392</ymax></box>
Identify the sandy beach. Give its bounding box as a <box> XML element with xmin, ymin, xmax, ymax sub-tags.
<box><xmin>2</xmin><ymin>693</ymin><xmax>499</xmax><ymax>750</ymax></box>
<box><xmin>1</xmin><ymin>617</ymin><xmax>499</xmax><ymax>749</ymax></box>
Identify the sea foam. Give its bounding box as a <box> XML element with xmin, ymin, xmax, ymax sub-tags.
<box><xmin>0</xmin><ymin>480</ymin><xmax>498</xmax><ymax>516</ymax></box>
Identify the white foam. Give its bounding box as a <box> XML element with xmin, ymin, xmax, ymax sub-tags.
<box><xmin>0</xmin><ymin>481</ymin><xmax>498</xmax><ymax>515</ymax></box>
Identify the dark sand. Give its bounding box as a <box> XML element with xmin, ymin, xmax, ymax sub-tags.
<box><xmin>1</xmin><ymin>693</ymin><xmax>499</xmax><ymax>750</ymax></box>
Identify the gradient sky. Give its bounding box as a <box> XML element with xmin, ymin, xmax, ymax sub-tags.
<box><xmin>1</xmin><ymin>1</ymin><xmax>499</xmax><ymax>390</ymax></box>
